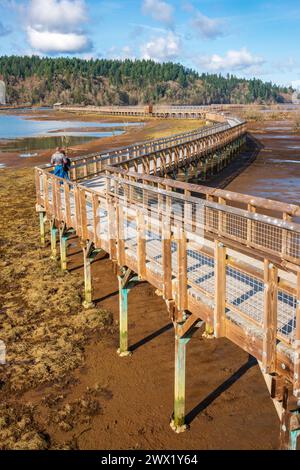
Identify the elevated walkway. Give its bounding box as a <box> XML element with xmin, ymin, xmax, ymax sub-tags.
<box><xmin>35</xmin><ymin>106</ymin><xmax>300</xmax><ymax>449</ymax></box>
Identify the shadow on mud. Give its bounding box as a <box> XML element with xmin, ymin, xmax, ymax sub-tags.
<box><xmin>130</xmin><ymin>323</ymin><xmax>173</xmax><ymax>352</ymax></box>
<box><xmin>186</xmin><ymin>354</ymin><xmax>257</xmax><ymax>425</ymax></box>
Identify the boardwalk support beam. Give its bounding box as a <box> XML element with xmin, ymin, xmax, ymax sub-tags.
<box><xmin>117</xmin><ymin>268</ymin><xmax>140</xmax><ymax>357</ymax></box>
<box><xmin>171</xmin><ymin>315</ymin><xmax>201</xmax><ymax>433</ymax></box>
<box><xmin>280</xmin><ymin>386</ymin><xmax>300</xmax><ymax>450</ymax></box>
<box><xmin>50</xmin><ymin>220</ymin><xmax>58</xmax><ymax>261</ymax></box>
<box><xmin>171</xmin><ymin>334</ymin><xmax>190</xmax><ymax>433</ymax></box>
<box><xmin>59</xmin><ymin>224</ymin><xmax>69</xmax><ymax>272</ymax></box>
<box><xmin>289</xmin><ymin>412</ymin><xmax>300</xmax><ymax>450</ymax></box>
<box><xmin>82</xmin><ymin>241</ymin><xmax>103</xmax><ymax>309</ymax></box>
<box><xmin>39</xmin><ymin>211</ymin><xmax>46</xmax><ymax>246</ymax></box>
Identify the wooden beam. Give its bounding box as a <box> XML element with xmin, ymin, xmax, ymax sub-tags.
<box><xmin>214</xmin><ymin>241</ymin><xmax>226</xmax><ymax>338</ymax></box>
<box><xmin>177</xmin><ymin>227</ymin><xmax>188</xmax><ymax>312</ymax></box>
<box><xmin>137</xmin><ymin>210</ymin><xmax>147</xmax><ymax>280</ymax></box>
<box><xmin>294</xmin><ymin>272</ymin><xmax>300</xmax><ymax>398</ymax></box>
<box><xmin>262</xmin><ymin>260</ymin><xmax>278</xmax><ymax>374</ymax></box>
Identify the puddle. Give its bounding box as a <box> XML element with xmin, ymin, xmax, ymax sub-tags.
<box><xmin>269</xmin><ymin>159</ymin><xmax>300</xmax><ymax>164</ymax></box>
<box><xmin>256</xmin><ymin>134</ymin><xmax>297</xmax><ymax>139</ymax></box>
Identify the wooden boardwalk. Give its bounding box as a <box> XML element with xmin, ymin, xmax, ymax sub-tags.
<box><xmin>35</xmin><ymin>106</ymin><xmax>300</xmax><ymax>449</ymax></box>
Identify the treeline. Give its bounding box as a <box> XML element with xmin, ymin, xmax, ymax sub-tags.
<box><xmin>0</xmin><ymin>56</ymin><xmax>292</xmax><ymax>106</ymax></box>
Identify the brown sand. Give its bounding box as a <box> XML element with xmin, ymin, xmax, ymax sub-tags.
<box><xmin>2</xmin><ymin>111</ymin><xmax>299</xmax><ymax>450</ymax></box>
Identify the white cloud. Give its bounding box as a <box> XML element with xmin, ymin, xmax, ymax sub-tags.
<box><xmin>27</xmin><ymin>27</ymin><xmax>91</xmax><ymax>54</ymax></box>
<box><xmin>28</xmin><ymin>0</ymin><xmax>87</xmax><ymax>32</ymax></box>
<box><xmin>141</xmin><ymin>32</ymin><xmax>181</xmax><ymax>62</ymax></box>
<box><xmin>26</xmin><ymin>0</ymin><xmax>92</xmax><ymax>54</ymax></box>
<box><xmin>198</xmin><ymin>48</ymin><xmax>265</xmax><ymax>72</ymax></box>
<box><xmin>142</xmin><ymin>0</ymin><xmax>174</xmax><ymax>25</ymax></box>
<box><xmin>191</xmin><ymin>12</ymin><xmax>225</xmax><ymax>39</ymax></box>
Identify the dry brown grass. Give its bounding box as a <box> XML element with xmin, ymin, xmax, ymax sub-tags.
<box><xmin>0</xmin><ymin>167</ymin><xmax>113</xmax><ymax>449</ymax></box>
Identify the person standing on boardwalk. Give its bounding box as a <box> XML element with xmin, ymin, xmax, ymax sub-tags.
<box><xmin>51</xmin><ymin>147</ymin><xmax>69</xmax><ymax>179</ymax></box>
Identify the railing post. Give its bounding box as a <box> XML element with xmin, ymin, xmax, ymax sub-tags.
<box><xmin>282</xmin><ymin>212</ymin><xmax>292</xmax><ymax>258</ymax></box>
<box><xmin>116</xmin><ymin>202</ymin><xmax>126</xmax><ymax>267</ymax></box>
<box><xmin>162</xmin><ymin>220</ymin><xmax>172</xmax><ymax>301</ymax></box>
<box><xmin>177</xmin><ymin>228</ymin><xmax>188</xmax><ymax>314</ymax></box>
<box><xmin>262</xmin><ymin>260</ymin><xmax>278</xmax><ymax>374</ymax></box>
<box><xmin>137</xmin><ymin>210</ymin><xmax>147</xmax><ymax>280</ymax></box>
<box><xmin>294</xmin><ymin>272</ymin><xmax>300</xmax><ymax>398</ymax></box>
<box><xmin>92</xmin><ymin>194</ymin><xmax>100</xmax><ymax>247</ymax></box>
<box><xmin>247</xmin><ymin>203</ymin><xmax>256</xmax><ymax>247</ymax></box>
<box><xmin>214</xmin><ymin>241</ymin><xmax>226</xmax><ymax>338</ymax></box>
<box><xmin>106</xmin><ymin>175</ymin><xmax>117</xmax><ymax>261</ymax></box>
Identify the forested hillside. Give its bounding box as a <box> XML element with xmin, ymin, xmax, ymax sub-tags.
<box><xmin>0</xmin><ymin>56</ymin><xmax>292</xmax><ymax>106</ymax></box>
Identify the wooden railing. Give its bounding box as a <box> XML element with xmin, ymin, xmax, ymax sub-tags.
<box><xmin>35</xmin><ymin>168</ymin><xmax>300</xmax><ymax>387</ymax></box>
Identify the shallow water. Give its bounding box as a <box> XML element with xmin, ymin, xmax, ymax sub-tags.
<box><xmin>0</xmin><ymin>112</ymin><xmax>143</xmax><ymax>153</ymax></box>
<box><xmin>0</xmin><ymin>132</ymin><xmax>124</xmax><ymax>153</ymax></box>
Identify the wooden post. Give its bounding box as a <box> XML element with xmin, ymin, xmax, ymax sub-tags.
<box><xmin>294</xmin><ymin>272</ymin><xmax>300</xmax><ymax>398</ymax></box>
<box><xmin>162</xmin><ymin>221</ymin><xmax>172</xmax><ymax>301</ymax></box>
<box><xmin>218</xmin><ymin>197</ymin><xmax>226</xmax><ymax>236</ymax></box>
<box><xmin>116</xmin><ymin>203</ymin><xmax>126</xmax><ymax>267</ymax></box>
<box><xmin>214</xmin><ymin>241</ymin><xmax>226</xmax><ymax>338</ymax></box>
<box><xmin>137</xmin><ymin>210</ymin><xmax>147</xmax><ymax>280</ymax></box>
<box><xmin>184</xmin><ymin>189</ymin><xmax>191</xmax><ymax>228</ymax></box>
<box><xmin>262</xmin><ymin>260</ymin><xmax>278</xmax><ymax>374</ymax></box>
<box><xmin>247</xmin><ymin>204</ymin><xmax>256</xmax><ymax>247</ymax></box>
<box><xmin>117</xmin><ymin>274</ymin><xmax>131</xmax><ymax>357</ymax></box>
<box><xmin>50</xmin><ymin>221</ymin><xmax>58</xmax><ymax>261</ymax></box>
<box><xmin>80</xmin><ymin>189</ymin><xmax>88</xmax><ymax>241</ymax></box>
<box><xmin>116</xmin><ymin>269</ymin><xmax>139</xmax><ymax>358</ymax></box>
<box><xmin>59</xmin><ymin>226</ymin><xmax>68</xmax><ymax>272</ymax></box>
<box><xmin>282</xmin><ymin>212</ymin><xmax>292</xmax><ymax>258</ymax></box>
<box><xmin>177</xmin><ymin>228</ymin><xmax>188</xmax><ymax>314</ymax></box>
<box><xmin>107</xmin><ymin>198</ymin><xmax>117</xmax><ymax>261</ymax></box>
<box><xmin>82</xmin><ymin>242</ymin><xmax>95</xmax><ymax>309</ymax></box>
<box><xmin>170</xmin><ymin>331</ymin><xmax>190</xmax><ymax>433</ymax></box>
<box><xmin>39</xmin><ymin>212</ymin><xmax>46</xmax><ymax>246</ymax></box>
<box><xmin>64</xmin><ymin>182</ymin><xmax>72</xmax><ymax>228</ymax></box>
<box><xmin>92</xmin><ymin>194</ymin><xmax>100</xmax><ymax>248</ymax></box>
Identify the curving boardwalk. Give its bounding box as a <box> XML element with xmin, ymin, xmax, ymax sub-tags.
<box><xmin>35</xmin><ymin>105</ymin><xmax>300</xmax><ymax>449</ymax></box>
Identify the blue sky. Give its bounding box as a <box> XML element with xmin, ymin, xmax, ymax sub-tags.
<box><xmin>0</xmin><ymin>0</ymin><xmax>299</xmax><ymax>86</ymax></box>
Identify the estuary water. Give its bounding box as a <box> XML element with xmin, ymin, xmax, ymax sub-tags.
<box><xmin>0</xmin><ymin>110</ymin><xmax>143</xmax><ymax>154</ymax></box>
